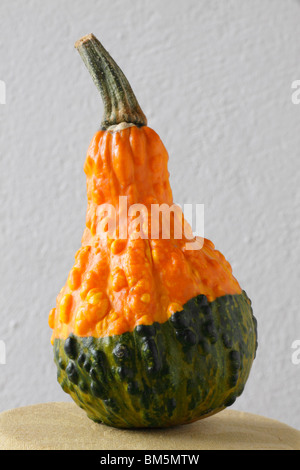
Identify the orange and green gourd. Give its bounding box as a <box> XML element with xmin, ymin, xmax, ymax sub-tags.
<box><xmin>49</xmin><ymin>34</ymin><xmax>257</xmax><ymax>428</ymax></box>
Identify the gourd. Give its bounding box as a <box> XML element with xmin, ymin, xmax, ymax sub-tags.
<box><xmin>49</xmin><ymin>34</ymin><xmax>257</xmax><ymax>428</ymax></box>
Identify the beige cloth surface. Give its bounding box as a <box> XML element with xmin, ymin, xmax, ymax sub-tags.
<box><xmin>0</xmin><ymin>402</ymin><xmax>299</xmax><ymax>450</ymax></box>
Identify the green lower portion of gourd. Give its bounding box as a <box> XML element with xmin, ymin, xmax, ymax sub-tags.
<box><xmin>53</xmin><ymin>291</ymin><xmax>257</xmax><ymax>428</ymax></box>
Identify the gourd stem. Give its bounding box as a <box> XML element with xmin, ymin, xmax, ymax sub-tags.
<box><xmin>75</xmin><ymin>34</ymin><xmax>147</xmax><ymax>129</ymax></box>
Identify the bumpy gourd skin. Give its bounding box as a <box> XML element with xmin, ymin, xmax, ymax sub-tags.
<box><xmin>49</xmin><ymin>34</ymin><xmax>258</xmax><ymax>428</ymax></box>
<box><xmin>54</xmin><ymin>291</ymin><xmax>257</xmax><ymax>428</ymax></box>
<box><xmin>49</xmin><ymin>127</ymin><xmax>243</xmax><ymax>342</ymax></box>
<box><xmin>49</xmin><ymin>125</ymin><xmax>258</xmax><ymax>428</ymax></box>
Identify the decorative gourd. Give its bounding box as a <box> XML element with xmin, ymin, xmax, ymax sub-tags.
<box><xmin>49</xmin><ymin>34</ymin><xmax>257</xmax><ymax>428</ymax></box>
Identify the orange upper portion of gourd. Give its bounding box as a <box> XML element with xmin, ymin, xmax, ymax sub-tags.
<box><xmin>49</xmin><ymin>126</ymin><xmax>241</xmax><ymax>342</ymax></box>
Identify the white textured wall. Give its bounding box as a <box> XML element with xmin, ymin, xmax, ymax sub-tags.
<box><xmin>1</xmin><ymin>0</ymin><xmax>300</xmax><ymax>430</ymax></box>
